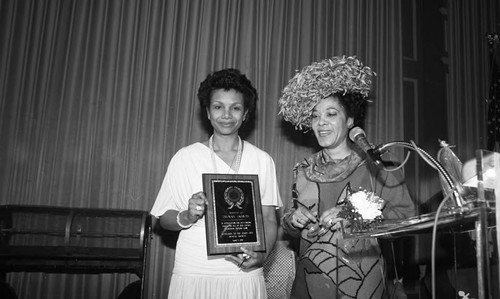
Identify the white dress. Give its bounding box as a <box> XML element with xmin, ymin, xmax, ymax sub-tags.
<box><xmin>151</xmin><ymin>141</ymin><xmax>282</xmax><ymax>299</ymax></box>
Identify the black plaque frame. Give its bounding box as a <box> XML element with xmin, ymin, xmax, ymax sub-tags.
<box><xmin>202</xmin><ymin>173</ymin><xmax>266</xmax><ymax>255</ymax></box>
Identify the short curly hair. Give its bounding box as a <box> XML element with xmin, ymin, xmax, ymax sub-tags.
<box><xmin>334</xmin><ymin>92</ymin><xmax>368</xmax><ymax>129</ymax></box>
<box><xmin>278</xmin><ymin>56</ymin><xmax>375</xmax><ymax>131</ymax></box>
<box><xmin>197</xmin><ymin>68</ymin><xmax>258</xmax><ymax>119</ymax></box>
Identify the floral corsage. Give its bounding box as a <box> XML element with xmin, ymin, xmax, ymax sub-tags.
<box><xmin>338</xmin><ymin>188</ymin><xmax>386</xmax><ymax>231</ymax></box>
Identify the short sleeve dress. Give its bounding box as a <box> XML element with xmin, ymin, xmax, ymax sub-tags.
<box><xmin>151</xmin><ymin>141</ymin><xmax>282</xmax><ymax>299</ymax></box>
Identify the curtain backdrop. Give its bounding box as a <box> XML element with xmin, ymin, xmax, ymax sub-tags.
<box><xmin>0</xmin><ymin>0</ymin><xmax>497</xmax><ymax>298</ymax></box>
<box><xmin>446</xmin><ymin>0</ymin><xmax>500</xmax><ymax>160</ymax></box>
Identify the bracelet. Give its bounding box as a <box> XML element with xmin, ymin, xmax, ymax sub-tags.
<box><xmin>176</xmin><ymin>210</ymin><xmax>193</xmax><ymax>229</ymax></box>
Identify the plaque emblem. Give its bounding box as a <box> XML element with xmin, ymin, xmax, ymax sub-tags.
<box><xmin>224</xmin><ymin>186</ymin><xmax>244</xmax><ymax>209</ymax></box>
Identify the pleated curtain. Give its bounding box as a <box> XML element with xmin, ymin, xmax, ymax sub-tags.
<box><xmin>0</xmin><ymin>0</ymin><xmax>498</xmax><ymax>298</ymax></box>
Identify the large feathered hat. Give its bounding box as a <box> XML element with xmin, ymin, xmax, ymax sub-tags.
<box><xmin>278</xmin><ymin>56</ymin><xmax>375</xmax><ymax>130</ymax></box>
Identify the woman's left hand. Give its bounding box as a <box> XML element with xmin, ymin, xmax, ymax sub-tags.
<box><xmin>225</xmin><ymin>247</ymin><xmax>264</xmax><ymax>270</ymax></box>
<box><xmin>317</xmin><ymin>207</ymin><xmax>342</xmax><ymax>236</ymax></box>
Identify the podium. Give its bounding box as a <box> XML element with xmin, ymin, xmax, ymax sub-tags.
<box><xmin>345</xmin><ymin>146</ymin><xmax>500</xmax><ymax>299</ymax></box>
<box><xmin>344</xmin><ymin>205</ymin><xmax>497</xmax><ymax>298</ymax></box>
<box><xmin>344</xmin><ymin>206</ymin><xmax>495</xmax><ymax>239</ymax></box>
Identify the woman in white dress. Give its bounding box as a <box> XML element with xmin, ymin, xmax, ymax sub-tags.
<box><xmin>151</xmin><ymin>68</ymin><xmax>282</xmax><ymax>299</ymax></box>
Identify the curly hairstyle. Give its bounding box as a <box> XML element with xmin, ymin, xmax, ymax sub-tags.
<box><xmin>334</xmin><ymin>92</ymin><xmax>368</xmax><ymax>129</ymax></box>
<box><xmin>278</xmin><ymin>56</ymin><xmax>375</xmax><ymax>131</ymax></box>
<box><xmin>197</xmin><ymin>68</ymin><xmax>258</xmax><ymax>119</ymax></box>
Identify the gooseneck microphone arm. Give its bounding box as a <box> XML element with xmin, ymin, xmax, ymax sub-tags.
<box><xmin>348</xmin><ymin>127</ymin><xmax>464</xmax><ymax>207</ymax></box>
<box><xmin>374</xmin><ymin>140</ymin><xmax>464</xmax><ymax>208</ymax></box>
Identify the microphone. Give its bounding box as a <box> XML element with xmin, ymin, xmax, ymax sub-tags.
<box><xmin>348</xmin><ymin>127</ymin><xmax>383</xmax><ymax>166</ymax></box>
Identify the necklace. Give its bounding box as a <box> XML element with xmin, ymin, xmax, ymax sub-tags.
<box><xmin>209</xmin><ymin>135</ymin><xmax>242</xmax><ymax>174</ymax></box>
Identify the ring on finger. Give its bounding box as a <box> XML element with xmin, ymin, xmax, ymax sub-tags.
<box><xmin>195</xmin><ymin>205</ymin><xmax>202</xmax><ymax>211</ymax></box>
<box><xmin>328</xmin><ymin>219</ymin><xmax>334</xmax><ymax>226</ymax></box>
<box><xmin>238</xmin><ymin>255</ymin><xmax>249</xmax><ymax>268</ymax></box>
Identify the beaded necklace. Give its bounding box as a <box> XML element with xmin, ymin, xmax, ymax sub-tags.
<box><xmin>209</xmin><ymin>135</ymin><xmax>242</xmax><ymax>173</ymax></box>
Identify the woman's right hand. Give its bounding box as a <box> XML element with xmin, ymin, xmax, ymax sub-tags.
<box><xmin>316</xmin><ymin>206</ymin><xmax>342</xmax><ymax>236</ymax></box>
<box><xmin>289</xmin><ymin>206</ymin><xmax>318</xmax><ymax>229</ymax></box>
<box><xmin>186</xmin><ymin>191</ymin><xmax>208</xmax><ymax>223</ymax></box>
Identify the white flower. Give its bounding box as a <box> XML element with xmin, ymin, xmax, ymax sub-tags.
<box><xmin>348</xmin><ymin>190</ymin><xmax>385</xmax><ymax>221</ymax></box>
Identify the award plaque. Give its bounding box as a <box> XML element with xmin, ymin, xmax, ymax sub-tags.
<box><xmin>202</xmin><ymin>173</ymin><xmax>266</xmax><ymax>255</ymax></box>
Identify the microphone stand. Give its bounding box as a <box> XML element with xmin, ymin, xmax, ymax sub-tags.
<box><xmin>374</xmin><ymin>140</ymin><xmax>492</xmax><ymax>299</ymax></box>
<box><xmin>374</xmin><ymin>140</ymin><xmax>464</xmax><ymax>208</ymax></box>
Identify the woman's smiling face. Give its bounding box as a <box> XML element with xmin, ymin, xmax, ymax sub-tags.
<box><xmin>207</xmin><ymin>89</ymin><xmax>248</xmax><ymax>136</ymax></box>
<box><xmin>311</xmin><ymin>96</ymin><xmax>354</xmax><ymax>151</ymax></box>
